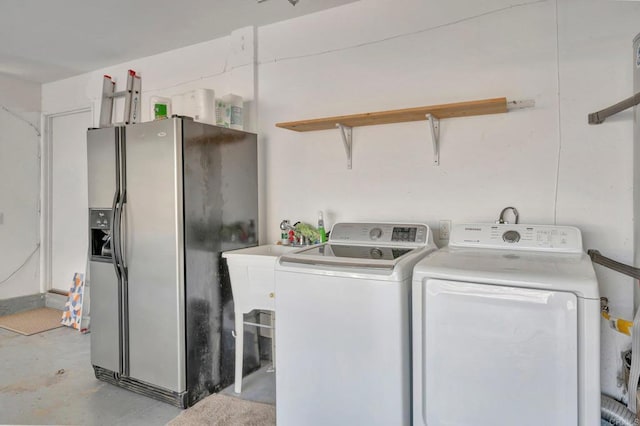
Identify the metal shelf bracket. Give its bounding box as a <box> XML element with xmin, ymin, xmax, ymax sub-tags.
<box><xmin>426</xmin><ymin>113</ymin><xmax>440</xmax><ymax>166</ymax></box>
<box><xmin>336</xmin><ymin>123</ymin><xmax>353</xmax><ymax>169</ymax></box>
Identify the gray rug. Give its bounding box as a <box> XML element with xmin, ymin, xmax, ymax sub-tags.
<box><xmin>167</xmin><ymin>394</ymin><xmax>275</xmax><ymax>426</ymax></box>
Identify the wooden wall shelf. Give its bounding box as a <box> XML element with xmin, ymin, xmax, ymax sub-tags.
<box><xmin>275</xmin><ymin>97</ymin><xmax>532</xmax><ymax>168</ymax></box>
<box><xmin>275</xmin><ymin>97</ymin><xmax>508</xmax><ymax>132</ymax></box>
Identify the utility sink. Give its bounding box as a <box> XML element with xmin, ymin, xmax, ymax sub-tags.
<box><xmin>222</xmin><ymin>244</ymin><xmax>298</xmax><ymax>312</ymax></box>
<box><xmin>222</xmin><ymin>243</ymin><xmax>299</xmax><ymax>393</ymax></box>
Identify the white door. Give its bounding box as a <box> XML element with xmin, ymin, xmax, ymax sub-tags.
<box><xmin>50</xmin><ymin>110</ymin><xmax>92</xmax><ymax>291</ymax></box>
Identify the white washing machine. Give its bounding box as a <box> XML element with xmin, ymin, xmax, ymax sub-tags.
<box><xmin>275</xmin><ymin>222</ymin><xmax>437</xmax><ymax>426</ymax></box>
<box><xmin>412</xmin><ymin>223</ymin><xmax>600</xmax><ymax>426</ymax></box>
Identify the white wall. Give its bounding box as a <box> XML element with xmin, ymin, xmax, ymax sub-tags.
<box><xmin>258</xmin><ymin>0</ymin><xmax>640</xmax><ymax>398</ymax></box>
<box><xmin>557</xmin><ymin>0</ymin><xmax>640</xmax><ymax>395</ymax></box>
<box><xmin>0</xmin><ymin>74</ymin><xmax>41</xmax><ymax>298</ymax></box>
<box><xmin>39</xmin><ymin>0</ymin><xmax>640</xmax><ymax>398</ymax></box>
<box><xmin>259</xmin><ymin>0</ymin><xmax>559</xmax><ymax>229</ymax></box>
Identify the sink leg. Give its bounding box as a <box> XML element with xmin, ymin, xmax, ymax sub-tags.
<box><xmin>234</xmin><ymin>312</ymin><xmax>244</xmax><ymax>394</ymax></box>
<box><xmin>270</xmin><ymin>312</ymin><xmax>276</xmax><ymax>372</ymax></box>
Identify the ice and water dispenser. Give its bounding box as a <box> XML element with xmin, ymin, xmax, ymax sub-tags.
<box><xmin>89</xmin><ymin>209</ymin><xmax>113</xmax><ymax>261</ymax></box>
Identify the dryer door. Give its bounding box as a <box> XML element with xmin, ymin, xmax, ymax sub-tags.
<box><xmin>420</xmin><ymin>279</ymin><xmax>578</xmax><ymax>426</ymax></box>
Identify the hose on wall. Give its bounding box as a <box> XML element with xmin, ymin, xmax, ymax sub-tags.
<box><xmin>601</xmin><ymin>394</ymin><xmax>637</xmax><ymax>425</ymax></box>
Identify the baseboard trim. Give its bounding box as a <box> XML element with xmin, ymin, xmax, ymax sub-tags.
<box><xmin>0</xmin><ymin>293</ymin><xmax>46</xmax><ymax>316</ymax></box>
<box><xmin>45</xmin><ymin>292</ymin><xmax>68</xmax><ymax>311</ymax></box>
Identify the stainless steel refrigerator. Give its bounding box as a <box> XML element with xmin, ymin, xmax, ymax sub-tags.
<box><xmin>87</xmin><ymin>117</ymin><xmax>259</xmax><ymax>408</ymax></box>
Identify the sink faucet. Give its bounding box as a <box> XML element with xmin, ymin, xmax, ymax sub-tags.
<box><xmin>280</xmin><ymin>219</ymin><xmax>294</xmax><ymax>231</ymax></box>
<box><xmin>280</xmin><ymin>220</ymin><xmax>311</xmax><ymax>246</ymax></box>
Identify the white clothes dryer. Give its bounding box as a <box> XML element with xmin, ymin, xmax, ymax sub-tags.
<box><xmin>275</xmin><ymin>222</ymin><xmax>437</xmax><ymax>426</ymax></box>
<box><xmin>412</xmin><ymin>223</ymin><xmax>600</xmax><ymax>426</ymax></box>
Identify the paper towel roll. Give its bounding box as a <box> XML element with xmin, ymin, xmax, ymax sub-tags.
<box><xmin>222</xmin><ymin>93</ymin><xmax>243</xmax><ymax>130</ymax></box>
<box><xmin>216</xmin><ymin>99</ymin><xmax>230</xmax><ymax>128</ymax></box>
<box><xmin>188</xmin><ymin>89</ymin><xmax>216</xmax><ymax>125</ymax></box>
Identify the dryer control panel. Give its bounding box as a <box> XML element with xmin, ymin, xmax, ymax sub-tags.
<box><xmin>329</xmin><ymin>222</ymin><xmax>431</xmax><ymax>246</ymax></box>
<box><xmin>449</xmin><ymin>223</ymin><xmax>583</xmax><ymax>253</ymax></box>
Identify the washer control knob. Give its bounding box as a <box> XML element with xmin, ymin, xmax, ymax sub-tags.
<box><xmin>502</xmin><ymin>230</ymin><xmax>521</xmax><ymax>243</ymax></box>
<box><xmin>369</xmin><ymin>228</ymin><xmax>383</xmax><ymax>240</ymax></box>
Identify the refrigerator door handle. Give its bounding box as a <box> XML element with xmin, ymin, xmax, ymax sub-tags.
<box><xmin>120</xmin><ymin>194</ymin><xmax>127</xmax><ymax>269</ymax></box>
<box><xmin>110</xmin><ymin>191</ymin><xmax>121</xmax><ymax>279</ymax></box>
<box><xmin>119</xmin><ymin>191</ymin><xmax>130</xmax><ymax>376</ymax></box>
<box><xmin>110</xmin><ymin>126</ymin><xmax>132</xmax><ymax>376</ymax></box>
<box><xmin>111</xmin><ymin>127</ymin><xmax>126</xmax><ymax>376</ymax></box>
<box><xmin>113</xmin><ymin>192</ymin><xmax>128</xmax><ymax>376</ymax></box>
<box><xmin>117</xmin><ymin>127</ymin><xmax>130</xmax><ymax>377</ymax></box>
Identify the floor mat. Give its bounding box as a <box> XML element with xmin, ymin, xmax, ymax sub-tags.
<box><xmin>167</xmin><ymin>393</ymin><xmax>275</xmax><ymax>426</ymax></box>
<box><xmin>0</xmin><ymin>308</ymin><xmax>63</xmax><ymax>336</ymax></box>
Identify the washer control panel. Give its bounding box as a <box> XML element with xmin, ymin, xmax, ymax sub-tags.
<box><xmin>450</xmin><ymin>223</ymin><xmax>583</xmax><ymax>253</ymax></box>
<box><xmin>330</xmin><ymin>222</ymin><xmax>430</xmax><ymax>246</ymax></box>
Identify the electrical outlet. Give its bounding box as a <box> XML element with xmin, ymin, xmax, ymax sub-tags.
<box><xmin>439</xmin><ymin>220</ymin><xmax>451</xmax><ymax>241</ymax></box>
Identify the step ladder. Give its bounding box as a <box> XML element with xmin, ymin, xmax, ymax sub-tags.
<box><xmin>99</xmin><ymin>70</ymin><xmax>142</xmax><ymax>127</ymax></box>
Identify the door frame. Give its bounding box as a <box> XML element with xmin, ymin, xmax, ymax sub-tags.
<box><xmin>40</xmin><ymin>106</ymin><xmax>94</xmax><ymax>293</ymax></box>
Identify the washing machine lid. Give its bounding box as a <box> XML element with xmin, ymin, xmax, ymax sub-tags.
<box><xmin>280</xmin><ymin>243</ymin><xmax>415</xmax><ymax>270</ymax></box>
<box><xmin>413</xmin><ymin>247</ymin><xmax>599</xmax><ymax>299</ymax></box>
<box><xmin>278</xmin><ymin>222</ymin><xmax>435</xmax><ymax>274</ymax></box>
<box><xmin>413</xmin><ymin>223</ymin><xmax>598</xmax><ymax>299</ymax></box>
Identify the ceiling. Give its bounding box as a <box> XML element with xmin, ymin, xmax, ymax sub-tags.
<box><xmin>0</xmin><ymin>0</ymin><xmax>356</xmax><ymax>84</ymax></box>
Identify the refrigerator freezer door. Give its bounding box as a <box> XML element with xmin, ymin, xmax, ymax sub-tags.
<box><xmin>89</xmin><ymin>261</ymin><xmax>121</xmax><ymax>372</ymax></box>
<box><xmin>124</xmin><ymin>119</ymin><xmax>186</xmax><ymax>392</ymax></box>
<box><xmin>87</xmin><ymin>127</ymin><xmax>121</xmax><ymax>374</ymax></box>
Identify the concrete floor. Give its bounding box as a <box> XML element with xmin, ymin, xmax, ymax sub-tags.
<box><xmin>0</xmin><ymin>325</ymin><xmax>275</xmax><ymax>425</ymax></box>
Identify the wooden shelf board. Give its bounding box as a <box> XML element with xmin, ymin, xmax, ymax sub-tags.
<box><xmin>276</xmin><ymin>97</ymin><xmax>508</xmax><ymax>132</ymax></box>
